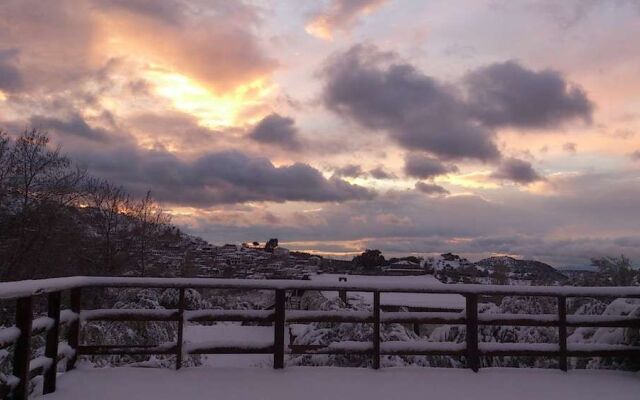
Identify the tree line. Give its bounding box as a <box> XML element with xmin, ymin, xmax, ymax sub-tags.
<box><xmin>0</xmin><ymin>129</ymin><xmax>171</xmax><ymax>280</ymax></box>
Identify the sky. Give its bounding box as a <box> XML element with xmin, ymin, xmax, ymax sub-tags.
<box><xmin>1</xmin><ymin>0</ymin><xmax>640</xmax><ymax>267</ymax></box>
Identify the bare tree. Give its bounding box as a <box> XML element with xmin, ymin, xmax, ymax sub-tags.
<box><xmin>84</xmin><ymin>178</ymin><xmax>131</xmax><ymax>273</ymax></box>
<box><xmin>0</xmin><ymin>131</ymin><xmax>13</xmax><ymax>203</ymax></box>
<box><xmin>1</xmin><ymin>129</ymin><xmax>87</xmax><ymax>278</ymax></box>
<box><xmin>130</xmin><ymin>191</ymin><xmax>170</xmax><ymax>276</ymax></box>
<box><xmin>591</xmin><ymin>255</ymin><xmax>637</xmax><ymax>286</ymax></box>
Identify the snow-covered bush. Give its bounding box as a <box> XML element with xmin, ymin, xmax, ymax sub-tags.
<box><xmin>82</xmin><ymin>288</ymin><xmax>201</xmax><ymax>368</ymax></box>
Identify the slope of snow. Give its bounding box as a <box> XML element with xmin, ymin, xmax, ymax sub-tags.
<box><xmin>311</xmin><ymin>274</ymin><xmax>466</xmax><ymax>310</ymax></box>
<box><xmin>40</xmin><ymin>367</ymin><xmax>640</xmax><ymax>400</ymax></box>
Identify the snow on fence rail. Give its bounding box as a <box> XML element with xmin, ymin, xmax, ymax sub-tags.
<box><xmin>0</xmin><ymin>277</ymin><xmax>640</xmax><ymax>399</ymax></box>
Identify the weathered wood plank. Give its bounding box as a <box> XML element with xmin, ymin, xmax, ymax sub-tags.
<box><xmin>43</xmin><ymin>291</ymin><xmax>61</xmax><ymax>394</ymax></box>
<box><xmin>274</xmin><ymin>289</ymin><xmax>286</xmax><ymax>369</ymax></box>
<box><xmin>67</xmin><ymin>288</ymin><xmax>81</xmax><ymax>371</ymax></box>
<box><xmin>12</xmin><ymin>296</ymin><xmax>33</xmax><ymax>400</ymax></box>
<box><xmin>466</xmin><ymin>294</ymin><xmax>479</xmax><ymax>372</ymax></box>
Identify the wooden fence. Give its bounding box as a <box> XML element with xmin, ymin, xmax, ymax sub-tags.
<box><xmin>0</xmin><ymin>277</ymin><xmax>640</xmax><ymax>399</ymax></box>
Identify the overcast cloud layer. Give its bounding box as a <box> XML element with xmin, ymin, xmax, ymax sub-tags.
<box><xmin>1</xmin><ymin>0</ymin><xmax>639</xmax><ymax>267</ymax></box>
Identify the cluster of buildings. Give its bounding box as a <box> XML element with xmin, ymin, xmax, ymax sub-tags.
<box><xmin>146</xmin><ymin>235</ymin><xmax>324</xmax><ymax>279</ymax></box>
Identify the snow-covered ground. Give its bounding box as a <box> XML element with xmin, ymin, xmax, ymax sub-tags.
<box><xmin>184</xmin><ymin>323</ymin><xmax>278</xmax><ymax>367</ymax></box>
<box><xmin>41</xmin><ymin>367</ymin><xmax>640</xmax><ymax>400</ymax></box>
<box><xmin>311</xmin><ymin>274</ymin><xmax>465</xmax><ymax>310</ymax></box>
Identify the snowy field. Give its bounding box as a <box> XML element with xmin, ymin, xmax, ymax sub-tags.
<box><xmin>311</xmin><ymin>274</ymin><xmax>465</xmax><ymax>310</ymax></box>
<box><xmin>41</xmin><ymin>367</ymin><xmax>640</xmax><ymax>400</ymax></box>
<box><xmin>184</xmin><ymin>323</ymin><xmax>276</xmax><ymax>367</ymax></box>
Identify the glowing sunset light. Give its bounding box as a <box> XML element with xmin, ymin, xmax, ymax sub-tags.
<box><xmin>147</xmin><ymin>69</ymin><xmax>273</xmax><ymax>128</ymax></box>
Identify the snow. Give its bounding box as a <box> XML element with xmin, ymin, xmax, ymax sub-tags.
<box><xmin>184</xmin><ymin>324</ymin><xmax>277</xmax><ymax>367</ymax></box>
<box><xmin>39</xmin><ymin>367</ymin><xmax>640</xmax><ymax>400</ymax></box>
<box><xmin>31</xmin><ymin>316</ymin><xmax>55</xmax><ymax>332</ymax></box>
<box><xmin>58</xmin><ymin>342</ymin><xmax>76</xmax><ymax>359</ymax></box>
<box><xmin>0</xmin><ymin>326</ymin><xmax>20</xmax><ymax>346</ymax></box>
<box><xmin>286</xmin><ymin>310</ymin><xmax>372</xmax><ymax>322</ymax></box>
<box><xmin>29</xmin><ymin>356</ymin><xmax>53</xmax><ymax>372</ymax></box>
<box><xmin>184</xmin><ymin>309</ymin><xmax>273</xmax><ymax>322</ymax></box>
<box><xmin>567</xmin><ymin>343</ymin><xmax>640</xmax><ymax>352</ymax></box>
<box><xmin>478</xmin><ymin>313</ymin><xmax>558</xmax><ymax>322</ymax></box>
<box><xmin>324</xmin><ymin>341</ymin><xmax>373</xmax><ymax>353</ymax></box>
<box><xmin>566</xmin><ymin>314</ymin><xmax>637</xmax><ymax>324</ymax></box>
<box><xmin>80</xmin><ymin>309</ymin><xmax>178</xmax><ymax>321</ymax></box>
<box><xmin>381</xmin><ymin>341</ymin><xmax>466</xmax><ymax>353</ymax></box>
<box><xmin>3</xmin><ymin>275</ymin><xmax>640</xmax><ymax>300</ymax></box>
<box><xmin>381</xmin><ymin>311</ymin><xmax>464</xmax><ymax>323</ymax></box>
<box><xmin>311</xmin><ymin>274</ymin><xmax>466</xmax><ymax>310</ymax></box>
<box><xmin>60</xmin><ymin>310</ymin><xmax>79</xmax><ymax>325</ymax></box>
<box><xmin>478</xmin><ymin>343</ymin><xmax>559</xmax><ymax>352</ymax></box>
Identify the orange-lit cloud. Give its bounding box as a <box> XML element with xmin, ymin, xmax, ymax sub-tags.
<box><xmin>306</xmin><ymin>0</ymin><xmax>389</xmax><ymax>40</ymax></box>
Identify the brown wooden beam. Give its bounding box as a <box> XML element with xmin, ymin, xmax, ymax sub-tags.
<box><xmin>273</xmin><ymin>289</ymin><xmax>286</xmax><ymax>369</ymax></box>
<box><xmin>43</xmin><ymin>292</ymin><xmax>61</xmax><ymax>394</ymax></box>
<box><xmin>67</xmin><ymin>288</ymin><xmax>81</xmax><ymax>371</ymax></box>
<box><xmin>12</xmin><ymin>296</ymin><xmax>33</xmax><ymax>400</ymax></box>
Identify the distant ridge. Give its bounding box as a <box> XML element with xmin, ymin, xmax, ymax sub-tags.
<box><xmin>474</xmin><ymin>255</ymin><xmax>568</xmax><ymax>282</ymax></box>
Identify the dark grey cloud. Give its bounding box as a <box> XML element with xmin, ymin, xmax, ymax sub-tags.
<box><xmin>415</xmin><ymin>181</ymin><xmax>449</xmax><ymax>196</ymax></box>
<box><xmin>404</xmin><ymin>153</ymin><xmax>458</xmax><ymax>179</ymax></box>
<box><xmin>0</xmin><ymin>48</ymin><xmax>23</xmax><ymax>92</ymax></box>
<box><xmin>248</xmin><ymin>113</ymin><xmax>302</xmax><ymax>150</ymax></box>
<box><xmin>81</xmin><ymin>146</ymin><xmax>374</xmax><ymax>206</ymax></box>
<box><xmin>321</xmin><ymin>44</ymin><xmax>501</xmax><ymax>161</ymax></box>
<box><xmin>29</xmin><ymin>114</ymin><xmax>111</xmax><ymax>142</ymax></box>
<box><xmin>491</xmin><ymin>157</ymin><xmax>543</xmax><ymax>184</ymax></box>
<box><xmin>465</xmin><ymin>61</ymin><xmax>593</xmax><ymax>129</ymax></box>
<box><xmin>369</xmin><ymin>166</ymin><xmax>396</xmax><ymax>180</ymax></box>
<box><xmin>333</xmin><ymin>163</ymin><xmax>365</xmax><ymax>178</ymax></box>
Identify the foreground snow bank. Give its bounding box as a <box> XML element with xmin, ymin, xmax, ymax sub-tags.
<box><xmin>40</xmin><ymin>367</ymin><xmax>640</xmax><ymax>400</ymax></box>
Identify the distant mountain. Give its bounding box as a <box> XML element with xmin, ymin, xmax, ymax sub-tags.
<box><xmin>474</xmin><ymin>256</ymin><xmax>568</xmax><ymax>283</ymax></box>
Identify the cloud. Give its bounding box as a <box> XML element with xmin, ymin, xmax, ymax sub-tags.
<box><xmin>464</xmin><ymin>61</ymin><xmax>593</xmax><ymax>129</ymax></box>
<box><xmin>369</xmin><ymin>166</ymin><xmax>396</xmax><ymax>180</ymax></box>
<box><xmin>629</xmin><ymin>150</ymin><xmax>640</xmax><ymax>161</ymax></box>
<box><xmin>92</xmin><ymin>0</ymin><xmax>277</xmax><ymax>93</ymax></box>
<box><xmin>0</xmin><ymin>48</ymin><xmax>23</xmax><ymax>93</ymax></box>
<box><xmin>404</xmin><ymin>153</ymin><xmax>458</xmax><ymax>179</ymax></box>
<box><xmin>321</xmin><ymin>44</ymin><xmax>501</xmax><ymax>161</ymax></box>
<box><xmin>0</xmin><ymin>1</ymin><xmax>95</xmax><ymax>92</ymax></box>
<box><xmin>306</xmin><ymin>0</ymin><xmax>388</xmax><ymax>40</ymax></box>
<box><xmin>179</xmin><ymin>172</ymin><xmax>640</xmax><ymax>266</ymax></box>
<box><xmin>563</xmin><ymin>142</ymin><xmax>577</xmax><ymax>153</ymax></box>
<box><xmin>491</xmin><ymin>157</ymin><xmax>544</xmax><ymax>184</ymax></box>
<box><xmin>0</xmin><ymin>1</ymin><xmax>276</xmax><ymax>95</ymax></box>
<box><xmin>333</xmin><ymin>164</ymin><xmax>365</xmax><ymax>178</ymax></box>
<box><xmin>29</xmin><ymin>113</ymin><xmax>111</xmax><ymax>142</ymax></box>
<box><xmin>248</xmin><ymin>113</ymin><xmax>302</xmax><ymax>150</ymax></box>
<box><xmin>415</xmin><ymin>181</ymin><xmax>450</xmax><ymax>196</ymax></box>
<box><xmin>81</xmin><ymin>146</ymin><xmax>375</xmax><ymax>206</ymax></box>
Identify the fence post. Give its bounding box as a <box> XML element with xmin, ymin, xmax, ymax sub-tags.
<box><xmin>372</xmin><ymin>291</ymin><xmax>381</xmax><ymax>369</ymax></box>
<box><xmin>558</xmin><ymin>296</ymin><xmax>567</xmax><ymax>371</ymax></box>
<box><xmin>12</xmin><ymin>296</ymin><xmax>33</xmax><ymax>400</ymax></box>
<box><xmin>273</xmin><ymin>289</ymin><xmax>286</xmax><ymax>369</ymax></box>
<box><xmin>465</xmin><ymin>294</ymin><xmax>479</xmax><ymax>372</ymax></box>
<box><xmin>176</xmin><ymin>288</ymin><xmax>186</xmax><ymax>370</ymax></box>
<box><xmin>43</xmin><ymin>291</ymin><xmax>61</xmax><ymax>394</ymax></box>
<box><xmin>339</xmin><ymin>290</ymin><xmax>347</xmax><ymax>305</ymax></box>
<box><xmin>67</xmin><ymin>288</ymin><xmax>81</xmax><ymax>371</ymax></box>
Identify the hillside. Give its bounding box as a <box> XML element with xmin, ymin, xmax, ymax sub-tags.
<box><xmin>475</xmin><ymin>256</ymin><xmax>568</xmax><ymax>283</ymax></box>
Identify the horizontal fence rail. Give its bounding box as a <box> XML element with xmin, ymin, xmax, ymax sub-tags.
<box><xmin>0</xmin><ymin>277</ymin><xmax>639</xmax><ymax>398</ymax></box>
